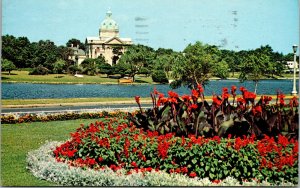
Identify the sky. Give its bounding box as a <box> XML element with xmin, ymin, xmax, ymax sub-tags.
<box><xmin>2</xmin><ymin>0</ymin><xmax>299</xmax><ymax>54</ymax></box>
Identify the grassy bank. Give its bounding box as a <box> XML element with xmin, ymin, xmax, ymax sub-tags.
<box><xmin>1</xmin><ymin>71</ymin><xmax>154</xmax><ymax>84</ymax></box>
<box><xmin>2</xmin><ymin>71</ymin><xmax>296</xmax><ymax>85</ymax></box>
<box><xmin>1</xmin><ymin>119</ymin><xmax>98</xmax><ymax>186</ymax></box>
<box><xmin>2</xmin><ymin>95</ymin><xmax>296</xmax><ymax>107</ymax></box>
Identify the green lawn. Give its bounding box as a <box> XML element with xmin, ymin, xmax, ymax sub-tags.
<box><xmin>2</xmin><ymin>97</ymin><xmax>152</xmax><ymax>106</ymax></box>
<box><xmin>1</xmin><ymin>71</ymin><xmax>154</xmax><ymax>84</ymax></box>
<box><xmin>1</xmin><ymin>119</ymin><xmax>100</xmax><ymax>186</ymax></box>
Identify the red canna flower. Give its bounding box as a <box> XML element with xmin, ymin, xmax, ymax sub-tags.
<box><xmin>252</xmin><ymin>105</ymin><xmax>262</xmax><ymax>116</ymax></box>
<box><xmin>231</xmin><ymin>85</ymin><xmax>237</xmax><ymax>96</ymax></box>
<box><xmin>212</xmin><ymin>96</ymin><xmax>222</xmax><ymax>106</ymax></box>
<box><xmin>191</xmin><ymin>89</ymin><xmax>199</xmax><ymax>99</ymax></box>
<box><xmin>189</xmin><ymin>104</ymin><xmax>198</xmax><ymax>110</ymax></box>
<box><xmin>237</xmin><ymin>97</ymin><xmax>246</xmax><ymax>104</ymax></box>
<box><xmin>168</xmin><ymin>91</ymin><xmax>179</xmax><ymax>98</ymax></box>
<box><xmin>189</xmin><ymin>171</ymin><xmax>197</xmax><ymax>178</ymax></box>
<box><xmin>240</xmin><ymin>86</ymin><xmax>246</xmax><ymax>92</ymax></box>
<box><xmin>197</xmin><ymin>84</ymin><xmax>204</xmax><ymax>93</ymax></box>
<box><xmin>135</xmin><ymin>96</ymin><xmax>140</xmax><ymax>104</ymax></box>
<box><xmin>222</xmin><ymin>87</ymin><xmax>230</xmax><ymax>99</ymax></box>
<box><xmin>181</xmin><ymin>95</ymin><xmax>191</xmax><ymax>101</ymax></box>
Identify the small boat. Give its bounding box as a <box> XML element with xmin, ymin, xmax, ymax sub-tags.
<box><xmin>118</xmin><ymin>77</ymin><xmax>133</xmax><ymax>83</ymax></box>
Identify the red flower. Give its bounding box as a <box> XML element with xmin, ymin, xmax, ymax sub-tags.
<box><xmin>197</xmin><ymin>84</ymin><xmax>204</xmax><ymax>93</ymax></box>
<box><xmin>263</xmin><ymin>96</ymin><xmax>272</xmax><ymax>104</ymax></box>
<box><xmin>252</xmin><ymin>105</ymin><xmax>262</xmax><ymax>116</ymax></box>
<box><xmin>231</xmin><ymin>85</ymin><xmax>237</xmax><ymax>96</ymax></box>
<box><xmin>168</xmin><ymin>91</ymin><xmax>179</xmax><ymax>98</ymax></box>
<box><xmin>189</xmin><ymin>104</ymin><xmax>198</xmax><ymax>110</ymax></box>
<box><xmin>278</xmin><ymin>134</ymin><xmax>289</xmax><ymax>147</ymax></box>
<box><xmin>135</xmin><ymin>96</ymin><xmax>140</xmax><ymax>104</ymax></box>
<box><xmin>212</xmin><ymin>96</ymin><xmax>222</xmax><ymax>106</ymax></box>
<box><xmin>157</xmin><ymin>140</ymin><xmax>170</xmax><ymax>160</ymax></box>
<box><xmin>278</xmin><ymin>93</ymin><xmax>285</xmax><ymax>106</ymax></box>
<box><xmin>240</xmin><ymin>86</ymin><xmax>246</xmax><ymax>92</ymax></box>
<box><xmin>189</xmin><ymin>171</ymin><xmax>197</xmax><ymax>178</ymax></box>
<box><xmin>131</xmin><ymin>161</ymin><xmax>138</xmax><ymax>168</ymax></box>
<box><xmin>237</xmin><ymin>97</ymin><xmax>246</xmax><ymax>104</ymax></box>
<box><xmin>98</xmin><ymin>157</ymin><xmax>104</xmax><ymax>162</ymax></box>
<box><xmin>191</xmin><ymin>89</ymin><xmax>199</xmax><ymax>99</ymax></box>
<box><xmin>289</xmin><ymin>96</ymin><xmax>299</xmax><ymax>107</ymax></box>
<box><xmin>181</xmin><ymin>95</ymin><xmax>191</xmax><ymax>101</ymax></box>
<box><xmin>181</xmin><ymin>166</ymin><xmax>188</xmax><ymax>174</ymax></box>
<box><xmin>212</xmin><ymin>179</ymin><xmax>221</xmax><ymax>184</ymax></box>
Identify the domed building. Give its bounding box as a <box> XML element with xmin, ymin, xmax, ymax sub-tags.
<box><xmin>85</xmin><ymin>10</ymin><xmax>132</xmax><ymax>65</ymax></box>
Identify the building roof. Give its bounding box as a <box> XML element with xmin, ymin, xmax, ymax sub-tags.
<box><xmin>100</xmin><ymin>10</ymin><xmax>119</xmax><ymax>31</ymax></box>
<box><xmin>69</xmin><ymin>47</ymin><xmax>85</xmax><ymax>56</ymax></box>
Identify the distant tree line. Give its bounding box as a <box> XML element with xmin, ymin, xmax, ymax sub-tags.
<box><xmin>1</xmin><ymin>34</ymin><xmax>296</xmax><ymax>91</ymax></box>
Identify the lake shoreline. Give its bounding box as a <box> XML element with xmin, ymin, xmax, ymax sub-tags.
<box><xmin>1</xmin><ymin>77</ymin><xmax>296</xmax><ymax>85</ymax></box>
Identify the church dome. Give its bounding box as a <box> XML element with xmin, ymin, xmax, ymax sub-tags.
<box><xmin>100</xmin><ymin>10</ymin><xmax>119</xmax><ymax>31</ymax></box>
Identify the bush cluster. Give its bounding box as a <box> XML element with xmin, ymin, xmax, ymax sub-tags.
<box><xmin>53</xmin><ymin>118</ymin><xmax>298</xmax><ymax>184</ymax></box>
<box><xmin>27</xmin><ymin>141</ymin><xmax>295</xmax><ymax>186</ymax></box>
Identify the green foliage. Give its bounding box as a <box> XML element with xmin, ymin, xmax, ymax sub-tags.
<box><xmin>151</xmin><ymin>70</ymin><xmax>169</xmax><ymax>83</ymax></box>
<box><xmin>53</xmin><ymin>59</ymin><xmax>66</xmax><ymax>74</ymax></box>
<box><xmin>52</xmin><ymin>119</ymin><xmax>298</xmax><ymax>184</ymax></box>
<box><xmin>119</xmin><ymin>44</ymin><xmax>155</xmax><ymax>81</ymax></box>
<box><xmin>1</xmin><ymin>59</ymin><xmax>16</xmax><ymax>74</ymax></box>
<box><xmin>66</xmin><ymin>38</ymin><xmax>85</xmax><ymax>51</ymax></box>
<box><xmin>29</xmin><ymin>65</ymin><xmax>49</xmax><ymax>75</ymax></box>
<box><xmin>171</xmin><ymin>42</ymin><xmax>218</xmax><ymax>89</ymax></box>
<box><xmin>213</xmin><ymin>60</ymin><xmax>229</xmax><ymax>79</ymax></box>
<box><xmin>129</xmin><ymin>87</ymin><xmax>299</xmax><ymax>139</ymax></box>
<box><xmin>80</xmin><ymin>58</ymin><xmax>98</xmax><ymax>76</ymax></box>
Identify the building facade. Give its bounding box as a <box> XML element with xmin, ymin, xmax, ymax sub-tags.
<box><xmin>85</xmin><ymin>10</ymin><xmax>132</xmax><ymax>65</ymax></box>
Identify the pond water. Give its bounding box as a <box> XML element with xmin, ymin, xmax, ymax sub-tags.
<box><xmin>1</xmin><ymin>79</ymin><xmax>298</xmax><ymax>99</ymax></box>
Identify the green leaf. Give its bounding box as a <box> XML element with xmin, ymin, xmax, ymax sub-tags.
<box><xmin>205</xmin><ymin>165</ymin><xmax>210</xmax><ymax>172</ymax></box>
<box><xmin>192</xmin><ymin>159</ymin><xmax>197</xmax><ymax>164</ymax></box>
<box><xmin>209</xmin><ymin>173</ymin><xmax>215</xmax><ymax>179</ymax></box>
<box><xmin>211</xmin><ymin>167</ymin><xmax>215</xmax><ymax>172</ymax></box>
<box><xmin>180</xmin><ymin>152</ymin><xmax>186</xmax><ymax>157</ymax></box>
<box><xmin>224</xmin><ymin>170</ymin><xmax>229</xmax><ymax>175</ymax></box>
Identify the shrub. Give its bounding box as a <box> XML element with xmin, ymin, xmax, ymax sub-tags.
<box><xmin>129</xmin><ymin>86</ymin><xmax>299</xmax><ymax>139</ymax></box>
<box><xmin>29</xmin><ymin>65</ymin><xmax>49</xmax><ymax>75</ymax></box>
<box><xmin>151</xmin><ymin>70</ymin><xmax>169</xmax><ymax>83</ymax></box>
<box><xmin>52</xmin><ymin>119</ymin><xmax>298</xmax><ymax>184</ymax></box>
<box><xmin>27</xmin><ymin>141</ymin><xmax>295</xmax><ymax>186</ymax></box>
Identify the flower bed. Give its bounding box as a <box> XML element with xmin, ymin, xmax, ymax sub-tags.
<box><xmin>1</xmin><ymin>110</ymin><xmax>130</xmax><ymax>124</ymax></box>
<box><xmin>50</xmin><ymin>118</ymin><xmax>298</xmax><ymax>185</ymax></box>
<box><xmin>27</xmin><ymin>141</ymin><xmax>295</xmax><ymax>186</ymax></box>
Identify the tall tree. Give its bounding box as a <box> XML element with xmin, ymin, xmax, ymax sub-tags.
<box><xmin>171</xmin><ymin>42</ymin><xmax>218</xmax><ymax>89</ymax></box>
<box><xmin>118</xmin><ymin>44</ymin><xmax>155</xmax><ymax>81</ymax></box>
<box><xmin>239</xmin><ymin>53</ymin><xmax>270</xmax><ymax>93</ymax></box>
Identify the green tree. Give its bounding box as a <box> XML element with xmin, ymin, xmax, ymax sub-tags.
<box><xmin>66</xmin><ymin>38</ymin><xmax>86</xmax><ymax>51</ymax></box>
<box><xmin>151</xmin><ymin>70</ymin><xmax>169</xmax><ymax>83</ymax></box>
<box><xmin>213</xmin><ymin>60</ymin><xmax>229</xmax><ymax>79</ymax></box>
<box><xmin>239</xmin><ymin>53</ymin><xmax>270</xmax><ymax>93</ymax></box>
<box><xmin>153</xmin><ymin>54</ymin><xmax>176</xmax><ymax>80</ymax></box>
<box><xmin>53</xmin><ymin>59</ymin><xmax>66</xmax><ymax>77</ymax></box>
<box><xmin>80</xmin><ymin>58</ymin><xmax>98</xmax><ymax>76</ymax></box>
<box><xmin>1</xmin><ymin>59</ymin><xmax>16</xmax><ymax>75</ymax></box>
<box><xmin>118</xmin><ymin>44</ymin><xmax>155</xmax><ymax>82</ymax></box>
<box><xmin>171</xmin><ymin>42</ymin><xmax>218</xmax><ymax>89</ymax></box>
